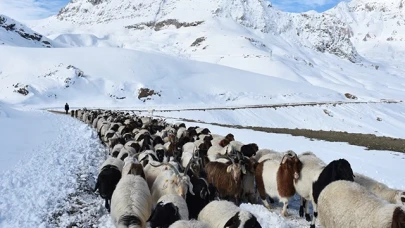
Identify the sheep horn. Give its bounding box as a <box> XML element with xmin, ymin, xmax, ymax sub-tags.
<box><xmin>280</xmin><ymin>154</ymin><xmax>289</xmax><ymax>165</ymax></box>
<box><xmin>184</xmin><ymin>156</ymin><xmax>194</xmax><ymax>175</ymax></box>
<box><xmin>165</xmin><ymin>162</ymin><xmax>181</xmax><ymax>177</ymax></box>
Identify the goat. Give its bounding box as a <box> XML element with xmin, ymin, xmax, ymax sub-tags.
<box><xmin>255</xmin><ymin>151</ymin><xmax>302</xmax><ymax>216</ymax></box>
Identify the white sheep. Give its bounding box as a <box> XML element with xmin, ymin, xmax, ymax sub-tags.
<box><xmin>176</xmin><ymin>127</ymin><xmax>187</xmax><ymax>139</ymax></box>
<box><xmin>169</xmin><ymin>220</ymin><xmax>210</xmax><ymax>228</ymax></box>
<box><xmin>254</xmin><ymin>149</ymin><xmax>281</xmax><ymax>162</ymax></box>
<box><xmin>143</xmin><ymin>160</ymin><xmax>179</xmax><ymax>190</ymax></box>
<box><xmin>198</xmin><ymin>200</ymin><xmax>261</xmax><ymax>228</ymax></box>
<box><xmin>229</xmin><ymin>140</ymin><xmax>244</xmax><ymax>152</ymax></box>
<box><xmin>182</xmin><ymin>142</ymin><xmax>197</xmax><ymax>153</ymax></box>
<box><xmin>318</xmin><ymin>180</ymin><xmax>405</xmax><ymax>228</ymax></box>
<box><xmin>122</xmin><ymin>156</ymin><xmax>144</xmax><ymax>177</ymax></box>
<box><xmin>354</xmin><ymin>172</ymin><xmax>405</xmax><ymax>205</ymax></box>
<box><xmin>150</xmin><ymin>163</ymin><xmax>194</xmax><ymax>204</ymax></box>
<box><xmin>110</xmin><ymin>175</ymin><xmax>152</xmax><ymax>228</ymax></box>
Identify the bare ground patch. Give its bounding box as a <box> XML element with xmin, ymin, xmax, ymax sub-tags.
<box><xmin>165</xmin><ymin>117</ymin><xmax>405</xmax><ymax>153</ymax></box>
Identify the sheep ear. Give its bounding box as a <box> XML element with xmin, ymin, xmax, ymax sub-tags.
<box><xmin>227</xmin><ymin>166</ymin><xmax>233</xmax><ymax>173</ymax></box>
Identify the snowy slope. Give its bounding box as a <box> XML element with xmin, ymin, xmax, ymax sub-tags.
<box><xmin>0</xmin><ymin>15</ymin><xmax>54</xmax><ymax>48</ymax></box>
<box><xmin>0</xmin><ymin>46</ymin><xmax>347</xmax><ymax>108</ymax></box>
<box><xmin>24</xmin><ymin>0</ymin><xmax>405</xmax><ymax>103</ymax></box>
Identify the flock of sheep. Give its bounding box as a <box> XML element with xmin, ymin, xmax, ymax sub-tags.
<box><xmin>72</xmin><ymin>109</ymin><xmax>405</xmax><ymax>228</ymax></box>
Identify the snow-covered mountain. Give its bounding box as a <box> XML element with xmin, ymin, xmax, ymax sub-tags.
<box><xmin>0</xmin><ymin>15</ymin><xmax>54</xmax><ymax>48</ymax></box>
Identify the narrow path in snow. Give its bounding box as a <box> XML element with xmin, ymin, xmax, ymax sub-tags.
<box><xmin>0</xmin><ymin>111</ymin><xmax>107</xmax><ymax>227</ymax></box>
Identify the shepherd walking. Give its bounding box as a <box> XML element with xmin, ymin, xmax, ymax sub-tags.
<box><xmin>65</xmin><ymin>103</ymin><xmax>69</xmax><ymax>114</ymax></box>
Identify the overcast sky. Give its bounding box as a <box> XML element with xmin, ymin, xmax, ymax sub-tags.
<box><xmin>0</xmin><ymin>0</ymin><xmax>349</xmax><ymax>21</ymax></box>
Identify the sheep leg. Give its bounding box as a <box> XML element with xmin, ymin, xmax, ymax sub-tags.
<box><xmin>305</xmin><ymin>200</ymin><xmax>311</xmax><ymax>222</ymax></box>
<box><xmin>299</xmin><ymin>198</ymin><xmax>306</xmax><ymax>217</ymax></box>
<box><xmin>310</xmin><ymin>203</ymin><xmax>318</xmax><ymax>228</ymax></box>
<box><xmin>260</xmin><ymin>197</ymin><xmax>271</xmax><ymax>209</ymax></box>
<box><xmin>281</xmin><ymin>199</ymin><xmax>288</xmax><ymax>217</ymax></box>
<box><xmin>105</xmin><ymin>199</ymin><xmax>110</xmax><ymax>213</ymax></box>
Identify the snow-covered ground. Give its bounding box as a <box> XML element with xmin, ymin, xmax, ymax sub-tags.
<box><xmin>0</xmin><ymin>104</ymin><xmax>107</xmax><ymax>227</ymax></box>
<box><xmin>0</xmin><ymin>104</ymin><xmax>404</xmax><ymax>227</ymax></box>
<box><xmin>156</xmin><ymin>102</ymin><xmax>405</xmax><ymax>139</ymax></box>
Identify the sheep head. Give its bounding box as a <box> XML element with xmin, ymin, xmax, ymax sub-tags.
<box><xmin>226</xmin><ymin>161</ymin><xmax>242</xmax><ymax>183</ymax></box>
<box><xmin>280</xmin><ymin>152</ymin><xmax>302</xmax><ymax>183</ymax></box>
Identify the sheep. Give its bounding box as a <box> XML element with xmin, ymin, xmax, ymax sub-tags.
<box><xmin>177</xmin><ymin>127</ymin><xmax>187</xmax><ymax>139</ymax></box>
<box><xmin>198</xmin><ymin>200</ymin><xmax>262</xmax><ymax>228</ymax></box>
<box><xmin>94</xmin><ymin>156</ymin><xmax>124</xmax><ymax>212</ymax></box>
<box><xmin>195</xmin><ymin>127</ymin><xmax>210</xmax><ymax>135</ymax></box>
<box><xmin>117</xmin><ymin>146</ymin><xmax>137</xmax><ymax>161</ymax></box>
<box><xmin>168</xmin><ymin>220</ymin><xmax>210</xmax><ymax>228</ymax></box>
<box><xmin>240</xmin><ymin>157</ymin><xmax>258</xmax><ymax>204</ymax></box>
<box><xmin>111</xmin><ymin>144</ymin><xmax>124</xmax><ymax>157</ymax></box>
<box><xmin>124</xmin><ymin>140</ymin><xmax>141</xmax><ymax>153</ymax></box>
<box><xmin>255</xmin><ymin>151</ymin><xmax>302</xmax><ymax>216</ymax></box>
<box><xmin>229</xmin><ymin>140</ymin><xmax>244</xmax><ymax>152</ymax></box>
<box><xmin>354</xmin><ymin>172</ymin><xmax>405</xmax><ymax>205</ymax></box>
<box><xmin>254</xmin><ymin>149</ymin><xmax>282</xmax><ymax>162</ymax></box>
<box><xmin>138</xmin><ymin>150</ymin><xmax>159</xmax><ymax>167</ymax></box>
<box><xmin>186</xmin><ymin>175</ymin><xmax>213</xmax><ymax>219</ymax></box>
<box><xmin>153</xmin><ymin>135</ymin><xmax>165</xmax><ymax>147</ymax></box>
<box><xmin>240</xmin><ymin>143</ymin><xmax>258</xmax><ymax>157</ymax></box>
<box><xmin>311</xmin><ymin>158</ymin><xmax>355</xmax><ymax>228</ymax></box>
<box><xmin>183</xmin><ymin>142</ymin><xmax>197</xmax><ymax>153</ymax></box>
<box><xmin>122</xmin><ymin>156</ymin><xmax>145</xmax><ymax>178</ymax></box>
<box><xmin>143</xmin><ymin>160</ymin><xmax>180</xmax><ymax>189</ymax></box>
<box><xmin>317</xmin><ymin>180</ymin><xmax>405</xmax><ymax>228</ymax></box>
<box><xmin>154</xmin><ymin>143</ymin><xmax>166</xmax><ymax>162</ymax></box>
<box><xmin>293</xmin><ymin>151</ymin><xmax>326</xmax><ymax>221</ymax></box>
<box><xmin>150</xmin><ymin>163</ymin><xmax>194</xmax><ymax>204</ymax></box>
<box><xmin>110</xmin><ymin>174</ymin><xmax>152</xmax><ymax>228</ymax></box>
<box><xmin>148</xmin><ymin>194</ymin><xmax>189</xmax><ymax>228</ymax></box>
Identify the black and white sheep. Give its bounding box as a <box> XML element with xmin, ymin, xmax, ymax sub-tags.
<box><xmin>94</xmin><ymin>156</ymin><xmax>124</xmax><ymax>212</ymax></box>
<box><xmin>311</xmin><ymin>158</ymin><xmax>355</xmax><ymax>228</ymax></box>
<box><xmin>198</xmin><ymin>200</ymin><xmax>262</xmax><ymax>228</ymax></box>
<box><xmin>293</xmin><ymin>151</ymin><xmax>326</xmax><ymax>221</ymax></box>
<box><xmin>148</xmin><ymin>194</ymin><xmax>189</xmax><ymax>228</ymax></box>
<box><xmin>317</xmin><ymin>180</ymin><xmax>405</xmax><ymax>228</ymax></box>
<box><xmin>354</xmin><ymin>172</ymin><xmax>405</xmax><ymax>205</ymax></box>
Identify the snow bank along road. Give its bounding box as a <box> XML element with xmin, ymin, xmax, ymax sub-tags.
<box><xmin>0</xmin><ymin>109</ymin><xmax>106</xmax><ymax>227</ymax></box>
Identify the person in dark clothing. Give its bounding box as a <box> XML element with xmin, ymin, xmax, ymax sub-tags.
<box><xmin>65</xmin><ymin>103</ymin><xmax>69</xmax><ymax>114</ymax></box>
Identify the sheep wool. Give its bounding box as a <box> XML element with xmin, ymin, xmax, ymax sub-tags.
<box><xmin>318</xmin><ymin>180</ymin><xmax>404</xmax><ymax>228</ymax></box>
<box><xmin>354</xmin><ymin>172</ymin><xmax>405</xmax><ymax>205</ymax></box>
<box><xmin>169</xmin><ymin>220</ymin><xmax>210</xmax><ymax>228</ymax></box>
<box><xmin>111</xmin><ymin>175</ymin><xmax>152</xmax><ymax>228</ymax></box>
